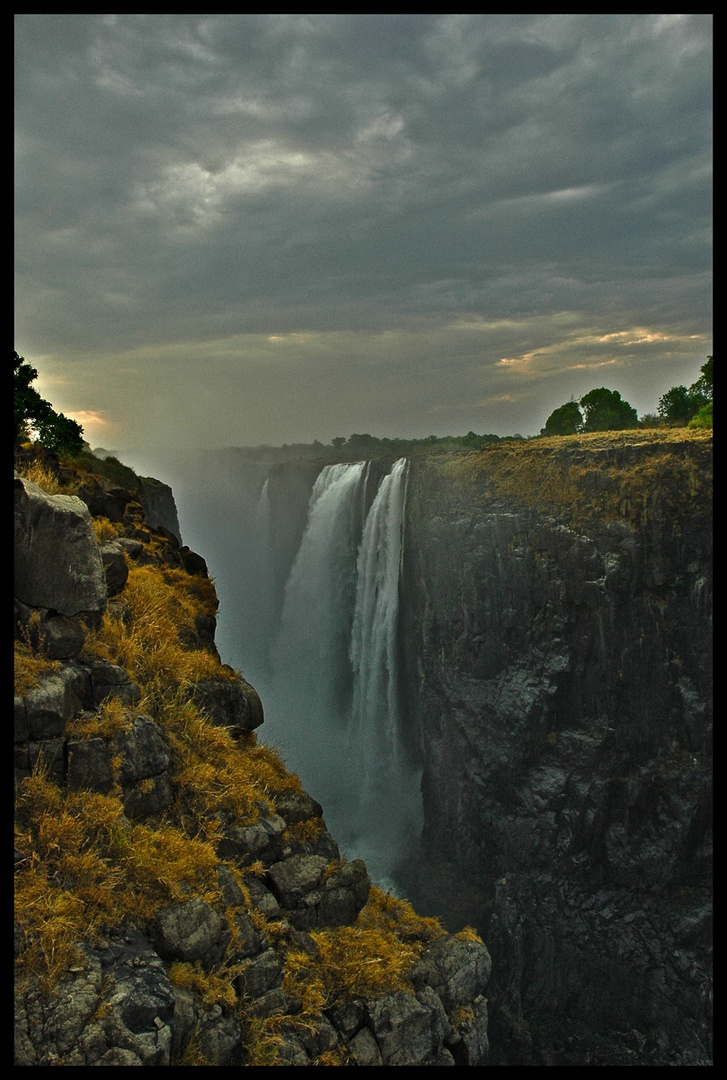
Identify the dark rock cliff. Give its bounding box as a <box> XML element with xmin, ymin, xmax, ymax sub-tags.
<box><xmin>399</xmin><ymin>432</ymin><xmax>712</xmax><ymax>1065</ymax></box>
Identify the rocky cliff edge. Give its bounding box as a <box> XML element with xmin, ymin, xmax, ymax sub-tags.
<box><xmin>14</xmin><ymin>450</ymin><xmax>491</xmax><ymax>1067</ymax></box>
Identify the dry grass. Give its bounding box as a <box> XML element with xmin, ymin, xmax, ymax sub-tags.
<box><xmin>65</xmin><ymin>696</ymin><xmax>135</xmax><ymax>740</ymax></box>
<box><xmin>83</xmin><ymin>564</ymin><xmax>224</xmax><ymax>698</ymax></box>
<box><xmin>168</xmin><ymin>958</ymin><xmax>245</xmax><ymax>1010</ymax></box>
<box><xmin>240</xmin><ymin>886</ymin><xmax>447</xmax><ymax>1064</ymax></box>
<box><xmin>91</xmin><ymin>516</ymin><xmax>123</xmax><ymax>544</ymax></box>
<box><xmin>14</xmin><ymin>641</ymin><xmax>61</xmax><ymax>695</ymax></box>
<box><xmin>15</xmin><ymin>460</ymin><xmax>73</xmax><ymax>495</ymax></box>
<box><xmin>14</xmin><ymin>770</ymin><xmax>229</xmax><ymax>994</ymax></box>
<box><xmin>433</xmin><ymin>428</ymin><xmax>712</xmax><ymax>529</ymax></box>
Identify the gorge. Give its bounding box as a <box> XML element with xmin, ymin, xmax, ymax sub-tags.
<box><xmin>162</xmin><ymin>429</ymin><xmax>712</xmax><ymax>1065</ymax></box>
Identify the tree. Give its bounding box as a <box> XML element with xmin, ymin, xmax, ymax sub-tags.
<box><xmin>541</xmin><ymin>400</ymin><xmax>583</xmax><ymax>436</ymax></box>
<box><xmin>690</xmin><ymin>355</ymin><xmax>713</xmax><ymax>402</ymax></box>
<box><xmin>657</xmin><ymin>356</ymin><xmax>713</xmax><ymax>425</ymax></box>
<box><xmin>579</xmin><ymin>388</ymin><xmax>639</xmax><ymax>432</ymax></box>
<box><xmin>14</xmin><ymin>351</ymin><xmax>85</xmax><ymax>457</ymax></box>
<box><xmin>657</xmin><ymin>385</ymin><xmax>696</xmax><ymax>423</ymax></box>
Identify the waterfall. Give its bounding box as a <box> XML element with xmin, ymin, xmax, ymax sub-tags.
<box><xmin>260</xmin><ymin>457</ymin><xmax>421</xmax><ymax>891</ymax></box>
<box><xmin>350</xmin><ymin>458</ymin><xmax>408</xmax><ymax>790</ymax></box>
<box><xmin>272</xmin><ymin>461</ymin><xmax>368</xmax><ymax>716</ymax></box>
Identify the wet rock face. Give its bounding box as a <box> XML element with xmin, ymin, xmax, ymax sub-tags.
<box><xmin>401</xmin><ymin>447</ymin><xmax>712</xmax><ymax>1064</ymax></box>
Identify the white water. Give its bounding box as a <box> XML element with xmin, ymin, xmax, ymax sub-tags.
<box><xmin>260</xmin><ymin>458</ymin><xmax>422</xmax><ymax>891</ymax></box>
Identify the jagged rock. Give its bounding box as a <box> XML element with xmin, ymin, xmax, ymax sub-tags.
<box><xmin>316</xmin><ymin>858</ymin><xmax>372</xmax><ymax>929</ymax></box>
<box><xmin>244</xmin><ymin>875</ymin><xmax>284</xmax><ymax>920</ymax></box>
<box><xmin>75</xmin><ymin>477</ymin><xmax>135</xmax><ymax>523</ymax></box>
<box><xmin>15</xmin><ymin>599</ymin><xmax>87</xmax><ymax>660</ymax></box>
<box><xmin>99</xmin><ymin>540</ymin><xmax>129</xmax><ymax>596</ymax></box>
<box><xmin>14</xmin><ymin>475</ymin><xmax>107</xmax><ymax>616</ymax></box>
<box><xmin>365</xmin><ymin>990</ymin><xmax>444</xmax><ymax>1066</ymax></box>
<box><xmin>15</xmin><ymin>933</ymin><xmax>176</xmax><ymax>1066</ymax></box>
<box><xmin>264</xmin><ymin>854</ymin><xmax>370</xmax><ymax>930</ymax></box>
<box><xmin>187</xmin><ymin>673</ymin><xmax>264</xmax><ymax>735</ymax></box>
<box><xmin>400</xmin><ymin>444</ymin><xmax>713</xmax><ymax>1064</ymax></box>
<box><xmin>237</xmin><ymin>948</ymin><xmax>284</xmax><ymax>999</ymax></box>
<box><xmin>136</xmin><ymin>476</ymin><xmax>182</xmax><ymax>544</ymax></box>
<box><xmin>84</xmin><ymin>658</ymin><xmax>142</xmax><ymax>707</ymax></box>
<box><xmin>348</xmin><ymin>1025</ymin><xmax>383</xmax><ymax>1065</ymax></box>
<box><xmin>15</xmin><ymin>664</ymin><xmax>87</xmax><ymax>744</ymax></box>
<box><xmin>266</xmin><ymin>854</ymin><xmax>329</xmax><ymax>909</ymax></box>
<box><xmin>329</xmin><ymin>999</ymin><xmax>366</xmax><ymax>1041</ymax></box>
<box><xmin>150</xmin><ymin>898</ymin><xmax>229</xmax><ymax>968</ymax></box>
<box><xmin>218</xmin><ymin>813</ymin><xmax>288</xmax><ymax>867</ymax></box>
<box><xmin>180</xmin><ymin>547</ymin><xmax>209</xmax><ymax>576</ymax></box>
<box><xmin>274</xmin><ymin>789</ymin><xmax>324</xmax><ymax>825</ymax></box>
<box><xmin>116</xmin><ymin>716</ymin><xmax>174</xmax><ymax>819</ymax></box>
<box><xmin>411</xmin><ymin>935</ymin><xmax>492</xmax><ymax>1013</ymax></box>
<box><xmin>115</xmin><ymin>537</ymin><xmax>145</xmax><ymax>559</ymax></box>
<box><xmin>23</xmin><ymin>736</ymin><xmax>66</xmax><ymax>783</ymax></box>
<box><xmin>115</xmin><ymin>716</ymin><xmax>172</xmax><ymax>785</ymax></box>
<box><xmin>448</xmin><ymin>994</ymin><xmax>490</xmax><ymax>1065</ymax></box>
<box><xmin>297</xmin><ymin>1014</ymin><xmax>340</xmax><ymax>1058</ymax></box>
<box><xmin>67</xmin><ymin>713</ymin><xmax>173</xmax><ymax>808</ymax></box>
<box><xmin>67</xmin><ymin>735</ymin><xmax>115</xmax><ymax>793</ymax></box>
<box><xmin>172</xmin><ymin>986</ymin><xmax>241</xmax><ymax>1066</ymax></box>
<box><xmin>271</xmin><ymin>1034</ymin><xmax>312</xmax><ymax>1065</ymax></box>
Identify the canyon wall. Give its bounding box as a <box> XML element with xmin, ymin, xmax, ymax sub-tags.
<box><xmin>399</xmin><ymin>433</ymin><xmax>712</xmax><ymax>1065</ymax></box>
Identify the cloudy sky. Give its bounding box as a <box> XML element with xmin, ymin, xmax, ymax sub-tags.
<box><xmin>15</xmin><ymin>14</ymin><xmax>712</xmax><ymax>462</ymax></box>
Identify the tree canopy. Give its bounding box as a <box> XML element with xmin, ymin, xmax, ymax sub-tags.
<box><xmin>541</xmin><ymin>400</ymin><xmax>583</xmax><ymax>436</ymax></box>
<box><xmin>579</xmin><ymin>388</ymin><xmax>639</xmax><ymax>432</ymax></box>
<box><xmin>14</xmin><ymin>351</ymin><xmax>85</xmax><ymax>457</ymax></box>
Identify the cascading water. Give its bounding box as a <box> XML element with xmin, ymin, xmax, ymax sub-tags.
<box><xmin>260</xmin><ymin>457</ymin><xmax>422</xmax><ymax>891</ymax></box>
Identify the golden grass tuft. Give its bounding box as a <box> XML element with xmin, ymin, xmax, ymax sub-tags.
<box><xmin>65</xmin><ymin>696</ymin><xmax>135</xmax><ymax>740</ymax></box>
<box><xmin>92</xmin><ymin>516</ymin><xmax>123</xmax><ymax>544</ymax></box>
<box><xmin>15</xmin><ymin>460</ymin><xmax>71</xmax><ymax>495</ymax></box>
<box><xmin>455</xmin><ymin>925</ymin><xmax>484</xmax><ymax>944</ymax></box>
<box><xmin>83</xmin><ymin>564</ymin><xmax>225</xmax><ymax>698</ymax></box>
<box><xmin>14</xmin><ymin>641</ymin><xmax>61</xmax><ymax>695</ymax></box>
<box><xmin>168</xmin><ymin>959</ymin><xmax>244</xmax><ymax>1010</ymax></box>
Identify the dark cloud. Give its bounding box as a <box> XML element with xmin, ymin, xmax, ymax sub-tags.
<box><xmin>15</xmin><ymin>14</ymin><xmax>712</xmax><ymax>450</ymax></box>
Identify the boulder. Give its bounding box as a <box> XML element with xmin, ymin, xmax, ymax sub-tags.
<box><xmin>98</xmin><ymin>541</ymin><xmax>129</xmax><ymax>596</ymax></box>
<box><xmin>14</xmin><ymin>476</ymin><xmax>107</xmax><ymax>616</ymax></box>
<box><xmin>150</xmin><ymin>898</ymin><xmax>228</xmax><ymax>969</ymax></box>
<box><xmin>266</xmin><ymin>854</ymin><xmax>370</xmax><ymax>930</ymax></box>
<box><xmin>187</xmin><ymin>674</ymin><xmax>264</xmax><ymax>736</ymax></box>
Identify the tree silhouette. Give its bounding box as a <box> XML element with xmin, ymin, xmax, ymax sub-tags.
<box><xmin>14</xmin><ymin>351</ymin><xmax>84</xmax><ymax>456</ymax></box>
<box><xmin>579</xmin><ymin>388</ymin><xmax>638</xmax><ymax>432</ymax></box>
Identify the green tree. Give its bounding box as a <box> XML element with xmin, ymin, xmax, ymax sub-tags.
<box><xmin>14</xmin><ymin>351</ymin><xmax>85</xmax><ymax>456</ymax></box>
<box><xmin>657</xmin><ymin>356</ymin><xmax>713</xmax><ymax>425</ymax></box>
<box><xmin>688</xmin><ymin>401</ymin><xmax>713</xmax><ymax>429</ymax></box>
<box><xmin>579</xmin><ymin>388</ymin><xmax>639</xmax><ymax>432</ymax></box>
<box><xmin>541</xmin><ymin>400</ymin><xmax>583</xmax><ymax>436</ymax></box>
<box><xmin>657</xmin><ymin>385</ymin><xmax>696</xmax><ymax>422</ymax></box>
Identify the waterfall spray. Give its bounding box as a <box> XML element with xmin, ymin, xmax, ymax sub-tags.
<box><xmin>261</xmin><ymin>457</ymin><xmax>421</xmax><ymax>891</ymax></box>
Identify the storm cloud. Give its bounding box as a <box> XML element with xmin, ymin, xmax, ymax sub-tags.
<box><xmin>15</xmin><ymin>14</ymin><xmax>712</xmax><ymax>458</ymax></box>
